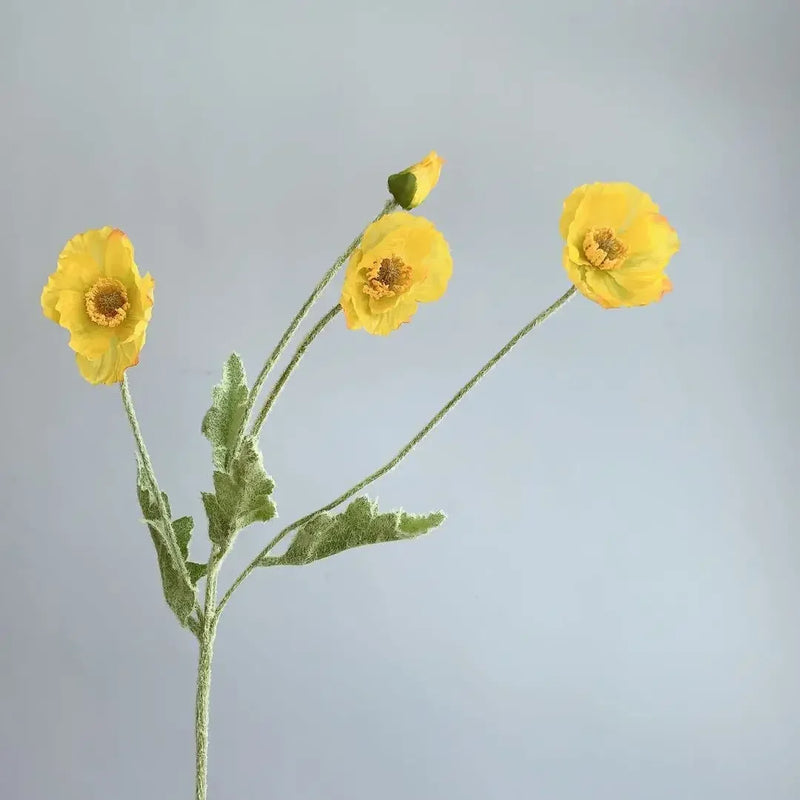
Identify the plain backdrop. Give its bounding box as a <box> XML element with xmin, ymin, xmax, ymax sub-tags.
<box><xmin>2</xmin><ymin>1</ymin><xmax>798</xmax><ymax>798</ymax></box>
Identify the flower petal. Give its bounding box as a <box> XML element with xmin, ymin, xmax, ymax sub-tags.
<box><xmin>41</xmin><ymin>234</ymin><xmax>105</xmax><ymax>322</ymax></box>
<box><xmin>364</xmin><ymin>298</ymin><xmax>419</xmax><ymax>335</ymax></box>
<box><xmin>52</xmin><ymin>290</ymin><xmax>113</xmax><ymax>358</ymax></box>
<box><xmin>559</xmin><ymin>184</ymin><xmax>588</xmax><ymax>240</ymax></box>
<box><xmin>413</xmin><ymin>231</ymin><xmax>453</xmax><ymax>303</ymax></box>
<box><xmin>359</xmin><ymin>212</ymin><xmax>416</xmax><ymax>252</ymax></box>
<box><xmin>622</xmin><ymin>210</ymin><xmax>679</xmax><ymax>259</ymax></box>
<box><xmin>103</xmin><ymin>229</ymin><xmax>137</xmax><ymax>282</ymax></box>
<box><xmin>75</xmin><ymin>339</ymin><xmax>141</xmax><ymax>385</ymax></box>
<box><xmin>61</xmin><ymin>227</ymin><xmax>114</xmax><ymax>273</ymax></box>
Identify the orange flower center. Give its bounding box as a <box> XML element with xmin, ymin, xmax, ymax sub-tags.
<box><xmin>85</xmin><ymin>277</ymin><xmax>130</xmax><ymax>327</ymax></box>
<box><xmin>583</xmin><ymin>227</ymin><xmax>629</xmax><ymax>270</ymax></box>
<box><xmin>363</xmin><ymin>255</ymin><xmax>413</xmax><ymax>299</ymax></box>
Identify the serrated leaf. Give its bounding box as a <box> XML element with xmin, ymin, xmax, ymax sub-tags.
<box><xmin>201</xmin><ymin>353</ymin><xmax>249</xmax><ymax>470</ymax></box>
<box><xmin>260</xmin><ymin>496</ymin><xmax>445</xmax><ymax>567</ymax></box>
<box><xmin>202</xmin><ymin>436</ymin><xmax>277</xmax><ymax>547</ymax></box>
<box><xmin>135</xmin><ymin>458</ymin><xmax>198</xmax><ymax>625</ymax></box>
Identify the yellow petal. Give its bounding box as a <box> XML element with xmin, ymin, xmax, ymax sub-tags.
<box><xmin>115</xmin><ymin>271</ymin><xmax>155</xmax><ymax>344</ymax></box>
<box><xmin>103</xmin><ymin>228</ymin><xmax>136</xmax><ymax>282</ymax></box>
<box><xmin>563</xmin><ymin>252</ymin><xmax>611</xmax><ymax>308</ymax></box>
<box><xmin>559</xmin><ymin>184</ymin><xmax>588</xmax><ymax>240</ymax></box>
<box><xmin>620</xmin><ymin>273</ymin><xmax>672</xmax><ymax>307</ymax></box>
<box><xmin>53</xmin><ymin>290</ymin><xmax>113</xmax><ymax>358</ymax></box>
<box><xmin>359</xmin><ymin>211</ymin><xmax>415</xmax><ymax>252</ymax></box>
<box><xmin>75</xmin><ymin>339</ymin><xmax>141</xmax><ymax>385</ymax></box>
<box><xmin>61</xmin><ymin>227</ymin><xmax>114</xmax><ymax>272</ymax></box>
<box><xmin>409</xmin><ymin>151</ymin><xmax>444</xmax><ymax>207</ymax></box>
<box><xmin>582</xmin><ymin>268</ymin><xmax>632</xmax><ymax>308</ymax></box>
<box><xmin>412</xmin><ymin>230</ymin><xmax>453</xmax><ymax>303</ymax></box>
<box><xmin>341</xmin><ymin>293</ymin><xmax>363</xmax><ymax>330</ymax></box>
<box><xmin>41</xmin><ymin>276</ymin><xmax>72</xmax><ymax>323</ymax></box>
<box><xmin>621</xmin><ymin>209</ymin><xmax>679</xmax><ymax>258</ymax></box>
<box><xmin>41</xmin><ymin>234</ymin><xmax>104</xmax><ymax>322</ymax></box>
<box><xmin>566</xmin><ymin>183</ymin><xmax>655</xmax><ymax>255</ymax></box>
<box><xmin>363</xmin><ymin>297</ymin><xmax>419</xmax><ymax>335</ymax></box>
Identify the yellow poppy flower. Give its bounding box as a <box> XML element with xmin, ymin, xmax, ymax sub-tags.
<box><xmin>41</xmin><ymin>227</ymin><xmax>155</xmax><ymax>384</ymax></box>
<box><xmin>560</xmin><ymin>182</ymin><xmax>679</xmax><ymax>308</ymax></box>
<box><xmin>387</xmin><ymin>151</ymin><xmax>444</xmax><ymax>209</ymax></box>
<box><xmin>340</xmin><ymin>212</ymin><xmax>452</xmax><ymax>335</ymax></box>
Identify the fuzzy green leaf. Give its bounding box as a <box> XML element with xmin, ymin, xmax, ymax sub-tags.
<box><xmin>201</xmin><ymin>353</ymin><xmax>249</xmax><ymax>470</ymax></box>
<box><xmin>172</xmin><ymin>515</ymin><xmax>194</xmax><ymax>559</ymax></box>
<box><xmin>260</xmin><ymin>496</ymin><xmax>445</xmax><ymax>567</ymax></box>
<box><xmin>202</xmin><ymin>435</ymin><xmax>277</xmax><ymax>546</ymax></box>
<box><xmin>201</xmin><ymin>491</ymin><xmax>228</xmax><ymax>546</ymax></box>
<box><xmin>187</xmin><ymin>561</ymin><xmax>208</xmax><ymax>583</ymax></box>
<box><xmin>135</xmin><ymin>460</ymin><xmax>200</xmax><ymax>626</ymax></box>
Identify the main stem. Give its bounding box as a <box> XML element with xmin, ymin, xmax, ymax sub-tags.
<box><xmin>195</xmin><ymin>548</ymin><xmax>221</xmax><ymax>800</ymax></box>
<box><xmin>216</xmin><ymin>285</ymin><xmax>578</xmax><ymax>616</ymax></box>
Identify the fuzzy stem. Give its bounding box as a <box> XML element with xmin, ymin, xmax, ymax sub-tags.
<box><xmin>249</xmin><ymin>304</ymin><xmax>341</xmax><ymax>439</ymax></box>
<box><xmin>195</xmin><ymin>547</ymin><xmax>220</xmax><ymax>800</ymax></box>
<box><xmin>120</xmin><ymin>374</ymin><xmax>198</xmax><ymax>618</ymax></box>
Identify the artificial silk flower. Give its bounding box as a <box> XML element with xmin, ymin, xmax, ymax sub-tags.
<box><xmin>387</xmin><ymin>151</ymin><xmax>444</xmax><ymax>209</ymax></box>
<box><xmin>560</xmin><ymin>182</ymin><xmax>679</xmax><ymax>309</ymax></box>
<box><xmin>41</xmin><ymin>227</ymin><xmax>155</xmax><ymax>384</ymax></box>
<box><xmin>340</xmin><ymin>212</ymin><xmax>452</xmax><ymax>335</ymax></box>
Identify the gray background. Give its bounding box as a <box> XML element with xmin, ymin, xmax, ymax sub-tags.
<box><xmin>2</xmin><ymin>1</ymin><xmax>798</xmax><ymax>798</ymax></box>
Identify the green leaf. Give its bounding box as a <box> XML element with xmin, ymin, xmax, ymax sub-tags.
<box><xmin>187</xmin><ymin>561</ymin><xmax>208</xmax><ymax>583</ymax></box>
<box><xmin>387</xmin><ymin>171</ymin><xmax>418</xmax><ymax>210</ymax></box>
<box><xmin>135</xmin><ymin>458</ymin><xmax>199</xmax><ymax>626</ymax></box>
<box><xmin>260</xmin><ymin>496</ymin><xmax>445</xmax><ymax>567</ymax></box>
<box><xmin>201</xmin><ymin>491</ymin><xmax>228</xmax><ymax>546</ymax></box>
<box><xmin>202</xmin><ymin>435</ymin><xmax>277</xmax><ymax>547</ymax></box>
<box><xmin>172</xmin><ymin>515</ymin><xmax>194</xmax><ymax>559</ymax></box>
<box><xmin>201</xmin><ymin>353</ymin><xmax>249</xmax><ymax>470</ymax></box>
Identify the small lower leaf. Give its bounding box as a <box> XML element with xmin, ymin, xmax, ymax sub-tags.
<box><xmin>135</xmin><ymin>458</ymin><xmax>199</xmax><ymax>625</ymax></box>
<box><xmin>260</xmin><ymin>496</ymin><xmax>445</xmax><ymax>567</ymax></box>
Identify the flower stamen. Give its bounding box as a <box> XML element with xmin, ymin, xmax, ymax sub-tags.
<box><xmin>363</xmin><ymin>255</ymin><xmax>413</xmax><ymax>299</ymax></box>
<box><xmin>583</xmin><ymin>227</ymin><xmax>629</xmax><ymax>270</ymax></box>
<box><xmin>85</xmin><ymin>277</ymin><xmax>129</xmax><ymax>327</ymax></box>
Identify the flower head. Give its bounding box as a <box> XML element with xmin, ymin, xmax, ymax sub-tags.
<box><xmin>340</xmin><ymin>212</ymin><xmax>452</xmax><ymax>335</ymax></box>
<box><xmin>560</xmin><ymin>183</ymin><xmax>679</xmax><ymax>308</ymax></box>
<box><xmin>41</xmin><ymin>227</ymin><xmax>155</xmax><ymax>384</ymax></box>
<box><xmin>387</xmin><ymin>151</ymin><xmax>444</xmax><ymax>209</ymax></box>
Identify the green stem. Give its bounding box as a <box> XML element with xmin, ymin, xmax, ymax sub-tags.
<box><xmin>195</xmin><ymin>547</ymin><xmax>221</xmax><ymax>800</ymax></box>
<box><xmin>120</xmin><ymin>374</ymin><xmax>197</xmax><ymax>613</ymax></box>
<box><xmin>249</xmin><ymin>304</ymin><xmax>341</xmax><ymax>440</ymax></box>
<box><xmin>230</xmin><ymin>198</ymin><xmax>396</xmax><ymax>464</ymax></box>
<box><xmin>216</xmin><ymin>286</ymin><xmax>577</xmax><ymax>616</ymax></box>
